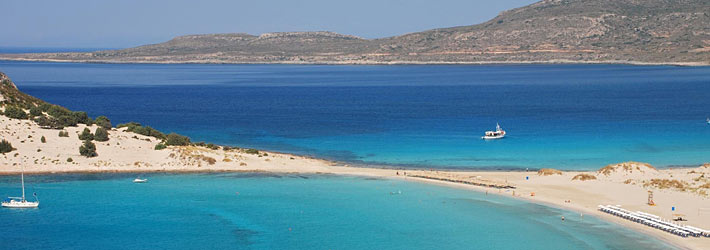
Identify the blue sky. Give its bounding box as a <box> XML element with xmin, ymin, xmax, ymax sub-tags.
<box><xmin>3</xmin><ymin>0</ymin><xmax>537</xmax><ymax>49</ymax></box>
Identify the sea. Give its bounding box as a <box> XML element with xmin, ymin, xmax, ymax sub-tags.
<box><xmin>0</xmin><ymin>173</ymin><xmax>676</xmax><ymax>250</ymax></box>
<box><xmin>1</xmin><ymin>61</ymin><xmax>708</xmax><ymax>170</ymax></box>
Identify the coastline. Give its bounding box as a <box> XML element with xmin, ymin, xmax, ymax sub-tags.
<box><xmin>0</xmin><ymin>57</ymin><xmax>708</xmax><ymax>67</ymax></box>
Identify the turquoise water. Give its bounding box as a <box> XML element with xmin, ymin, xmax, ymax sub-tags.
<box><xmin>0</xmin><ymin>173</ymin><xmax>675</xmax><ymax>249</ymax></box>
<box><xmin>1</xmin><ymin>61</ymin><xmax>710</xmax><ymax>170</ymax></box>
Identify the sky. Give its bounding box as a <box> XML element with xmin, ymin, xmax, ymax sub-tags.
<box><xmin>2</xmin><ymin>0</ymin><xmax>538</xmax><ymax>49</ymax></box>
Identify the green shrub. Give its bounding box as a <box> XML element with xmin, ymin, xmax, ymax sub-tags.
<box><xmin>40</xmin><ymin>136</ymin><xmax>46</xmax><ymax>143</ymax></box>
<box><xmin>29</xmin><ymin>106</ymin><xmax>43</xmax><ymax>117</ymax></box>
<box><xmin>78</xmin><ymin>128</ymin><xmax>94</xmax><ymax>141</ymax></box>
<box><xmin>79</xmin><ymin>140</ymin><xmax>97</xmax><ymax>157</ymax></box>
<box><xmin>206</xmin><ymin>143</ymin><xmax>220</xmax><ymax>150</ymax></box>
<box><xmin>67</xmin><ymin>157</ymin><xmax>73</xmax><ymax>162</ymax></box>
<box><xmin>165</xmin><ymin>133</ymin><xmax>190</xmax><ymax>146</ymax></box>
<box><xmin>245</xmin><ymin>149</ymin><xmax>259</xmax><ymax>155</ymax></box>
<box><xmin>56</xmin><ymin>115</ymin><xmax>78</xmax><ymax>127</ymax></box>
<box><xmin>35</xmin><ymin>116</ymin><xmax>64</xmax><ymax>129</ymax></box>
<box><xmin>38</xmin><ymin>103</ymin><xmax>52</xmax><ymax>112</ymax></box>
<box><xmin>0</xmin><ymin>139</ymin><xmax>14</xmax><ymax>154</ymax></box>
<box><xmin>94</xmin><ymin>116</ymin><xmax>111</xmax><ymax>129</ymax></box>
<box><xmin>154</xmin><ymin>143</ymin><xmax>167</xmax><ymax>150</ymax></box>
<box><xmin>4</xmin><ymin>106</ymin><xmax>28</xmax><ymax>119</ymax></box>
<box><xmin>58</xmin><ymin>131</ymin><xmax>69</xmax><ymax>137</ymax></box>
<box><xmin>47</xmin><ymin>105</ymin><xmax>71</xmax><ymax>118</ymax></box>
<box><xmin>117</xmin><ymin>122</ymin><xmax>165</xmax><ymax>139</ymax></box>
<box><xmin>94</xmin><ymin>127</ymin><xmax>109</xmax><ymax>142</ymax></box>
<box><xmin>71</xmin><ymin>111</ymin><xmax>91</xmax><ymax>125</ymax></box>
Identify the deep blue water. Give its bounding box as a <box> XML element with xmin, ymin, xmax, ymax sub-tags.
<box><xmin>0</xmin><ymin>173</ymin><xmax>675</xmax><ymax>250</ymax></box>
<box><xmin>1</xmin><ymin>61</ymin><xmax>709</xmax><ymax>170</ymax></box>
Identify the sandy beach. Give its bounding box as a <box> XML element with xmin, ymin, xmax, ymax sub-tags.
<box><xmin>1</xmin><ymin>115</ymin><xmax>708</xmax><ymax>249</ymax></box>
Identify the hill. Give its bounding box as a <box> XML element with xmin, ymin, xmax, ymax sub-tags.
<box><xmin>0</xmin><ymin>0</ymin><xmax>708</xmax><ymax>65</ymax></box>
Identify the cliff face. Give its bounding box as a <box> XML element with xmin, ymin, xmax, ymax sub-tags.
<box><xmin>1</xmin><ymin>0</ymin><xmax>708</xmax><ymax>65</ymax></box>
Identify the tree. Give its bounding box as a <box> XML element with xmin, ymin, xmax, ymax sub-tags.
<box><xmin>94</xmin><ymin>116</ymin><xmax>112</xmax><ymax>129</ymax></box>
<box><xmin>0</xmin><ymin>139</ymin><xmax>14</xmax><ymax>154</ymax></box>
<box><xmin>4</xmin><ymin>106</ymin><xmax>28</xmax><ymax>119</ymax></box>
<box><xmin>58</xmin><ymin>131</ymin><xmax>69</xmax><ymax>137</ymax></box>
<box><xmin>165</xmin><ymin>133</ymin><xmax>190</xmax><ymax>146</ymax></box>
<box><xmin>94</xmin><ymin>127</ymin><xmax>109</xmax><ymax>142</ymax></box>
<box><xmin>79</xmin><ymin>140</ymin><xmax>97</xmax><ymax>157</ymax></box>
<box><xmin>78</xmin><ymin>128</ymin><xmax>94</xmax><ymax>141</ymax></box>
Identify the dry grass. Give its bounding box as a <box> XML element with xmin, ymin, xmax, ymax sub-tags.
<box><xmin>537</xmin><ymin>168</ymin><xmax>562</xmax><ymax>176</ymax></box>
<box><xmin>643</xmin><ymin>179</ymin><xmax>688</xmax><ymax>190</ymax></box>
<box><xmin>598</xmin><ymin>161</ymin><xmax>656</xmax><ymax>176</ymax></box>
<box><xmin>571</xmin><ymin>173</ymin><xmax>597</xmax><ymax>181</ymax></box>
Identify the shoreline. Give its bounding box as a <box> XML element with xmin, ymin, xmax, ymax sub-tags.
<box><xmin>1</xmin><ymin>166</ymin><xmax>699</xmax><ymax>249</ymax></box>
<box><xmin>1</xmin><ymin>57</ymin><xmax>708</xmax><ymax>67</ymax></box>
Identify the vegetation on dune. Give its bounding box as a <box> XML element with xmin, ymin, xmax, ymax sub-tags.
<box><xmin>537</xmin><ymin>168</ymin><xmax>562</xmax><ymax>176</ymax></box>
<box><xmin>40</xmin><ymin>136</ymin><xmax>46</xmax><ymax>143</ymax></box>
<box><xmin>117</xmin><ymin>122</ymin><xmax>166</xmax><ymax>139</ymax></box>
<box><xmin>4</xmin><ymin>105</ymin><xmax>28</xmax><ymax>119</ymax></box>
<box><xmin>79</xmin><ymin>140</ymin><xmax>97</xmax><ymax>157</ymax></box>
<box><xmin>29</xmin><ymin>106</ymin><xmax>42</xmax><ymax>117</ymax></box>
<box><xmin>94</xmin><ymin>116</ymin><xmax>111</xmax><ymax>129</ymax></box>
<box><xmin>598</xmin><ymin>161</ymin><xmax>656</xmax><ymax>176</ymax></box>
<box><xmin>571</xmin><ymin>173</ymin><xmax>597</xmax><ymax>181</ymax></box>
<box><xmin>165</xmin><ymin>133</ymin><xmax>190</xmax><ymax>146</ymax></box>
<box><xmin>79</xmin><ymin>128</ymin><xmax>94</xmax><ymax>141</ymax></box>
<box><xmin>58</xmin><ymin>130</ymin><xmax>69</xmax><ymax>137</ymax></box>
<box><xmin>154</xmin><ymin>143</ymin><xmax>167</xmax><ymax>150</ymax></box>
<box><xmin>94</xmin><ymin>127</ymin><xmax>109</xmax><ymax>142</ymax></box>
<box><xmin>245</xmin><ymin>148</ymin><xmax>259</xmax><ymax>155</ymax></box>
<box><xmin>0</xmin><ymin>139</ymin><xmax>14</xmax><ymax>154</ymax></box>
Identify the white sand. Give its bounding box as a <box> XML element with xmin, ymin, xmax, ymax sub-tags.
<box><xmin>1</xmin><ymin>115</ymin><xmax>708</xmax><ymax>249</ymax></box>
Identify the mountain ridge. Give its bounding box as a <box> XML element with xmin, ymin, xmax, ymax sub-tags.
<box><xmin>1</xmin><ymin>0</ymin><xmax>708</xmax><ymax>65</ymax></box>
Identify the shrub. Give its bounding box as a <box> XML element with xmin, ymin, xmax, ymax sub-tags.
<box><xmin>154</xmin><ymin>143</ymin><xmax>167</xmax><ymax>150</ymax></box>
<box><xmin>165</xmin><ymin>133</ymin><xmax>190</xmax><ymax>146</ymax></box>
<box><xmin>117</xmin><ymin>122</ymin><xmax>165</xmax><ymax>139</ymax></box>
<box><xmin>0</xmin><ymin>139</ymin><xmax>14</xmax><ymax>154</ymax></box>
<box><xmin>206</xmin><ymin>143</ymin><xmax>219</xmax><ymax>150</ymax></box>
<box><xmin>40</xmin><ymin>136</ymin><xmax>46</xmax><ymax>143</ymax></box>
<box><xmin>4</xmin><ymin>106</ymin><xmax>28</xmax><ymax>119</ymax></box>
<box><xmin>35</xmin><ymin>116</ymin><xmax>64</xmax><ymax>129</ymax></box>
<box><xmin>29</xmin><ymin>106</ymin><xmax>43</xmax><ymax>117</ymax></box>
<box><xmin>94</xmin><ymin>116</ymin><xmax>111</xmax><ymax>129</ymax></box>
<box><xmin>79</xmin><ymin>140</ymin><xmax>97</xmax><ymax>157</ymax></box>
<box><xmin>78</xmin><ymin>128</ymin><xmax>94</xmax><ymax>141</ymax></box>
<box><xmin>67</xmin><ymin>157</ymin><xmax>73</xmax><ymax>162</ymax></box>
<box><xmin>71</xmin><ymin>111</ymin><xmax>91</xmax><ymax>124</ymax></box>
<box><xmin>56</xmin><ymin>115</ymin><xmax>78</xmax><ymax>127</ymax></box>
<box><xmin>245</xmin><ymin>149</ymin><xmax>259</xmax><ymax>155</ymax></box>
<box><xmin>94</xmin><ymin>127</ymin><xmax>109</xmax><ymax>142</ymax></box>
<box><xmin>58</xmin><ymin>131</ymin><xmax>69</xmax><ymax>137</ymax></box>
<box><xmin>38</xmin><ymin>103</ymin><xmax>52</xmax><ymax>112</ymax></box>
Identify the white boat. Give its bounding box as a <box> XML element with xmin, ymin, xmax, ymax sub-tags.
<box><xmin>707</xmin><ymin>117</ymin><xmax>709</xmax><ymax>125</ymax></box>
<box><xmin>133</xmin><ymin>178</ymin><xmax>148</xmax><ymax>183</ymax></box>
<box><xmin>2</xmin><ymin>166</ymin><xmax>39</xmax><ymax>208</ymax></box>
<box><xmin>482</xmin><ymin>123</ymin><xmax>506</xmax><ymax>140</ymax></box>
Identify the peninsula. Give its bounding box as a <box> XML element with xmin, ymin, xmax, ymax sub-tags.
<box><xmin>1</xmin><ymin>0</ymin><xmax>708</xmax><ymax>65</ymax></box>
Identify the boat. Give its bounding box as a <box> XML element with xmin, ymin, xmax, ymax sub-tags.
<box><xmin>707</xmin><ymin>117</ymin><xmax>709</xmax><ymax>125</ymax></box>
<box><xmin>133</xmin><ymin>178</ymin><xmax>148</xmax><ymax>183</ymax></box>
<box><xmin>2</xmin><ymin>166</ymin><xmax>39</xmax><ymax>208</ymax></box>
<box><xmin>482</xmin><ymin>123</ymin><xmax>506</xmax><ymax>140</ymax></box>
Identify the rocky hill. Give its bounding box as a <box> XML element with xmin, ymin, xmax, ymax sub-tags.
<box><xmin>1</xmin><ymin>0</ymin><xmax>708</xmax><ymax>65</ymax></box>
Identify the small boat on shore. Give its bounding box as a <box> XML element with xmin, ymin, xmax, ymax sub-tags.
<box><xmin>133</xmin><ymin>178</ymin><xmax>148</xmax><ymax>183</ymax></box>
<box><xmin>2</xmin><ymin>166</ymin><xmax>39</xmax><ymax>208</ymax></box>
<box><xmin>482</xmin><ymin>123</ymin><xmax>506</xmax><ymax>140</ymax></box>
